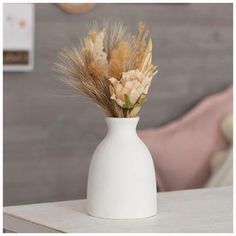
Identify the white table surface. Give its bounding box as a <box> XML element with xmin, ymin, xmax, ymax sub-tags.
<box><xmin>3</xmin><ymin>186</ymin><xmax>233</xmax><ymax>233</ymax></box>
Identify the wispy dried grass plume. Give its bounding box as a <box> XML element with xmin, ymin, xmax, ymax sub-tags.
<box><xmin>55</xmin><ymin>20</ymin><xmax>158</xmax><ymax>117</ymax></box>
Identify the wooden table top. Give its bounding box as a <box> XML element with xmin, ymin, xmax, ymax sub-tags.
<box><xmin>3</xmin><ymin>186</ymin><xmax>233</xmax><ymax>233</ymax></box>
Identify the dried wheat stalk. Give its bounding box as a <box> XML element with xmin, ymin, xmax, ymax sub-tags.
<box><xmin>55</xmin><ymin>21</ymin><xmax>158</xmax><ymax>117</ymax></box>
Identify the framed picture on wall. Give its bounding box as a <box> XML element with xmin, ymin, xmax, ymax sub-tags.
<box><xmin>3</xmin><ymin>3</ymin><xmax>34</xmax><ymax>72</ymax></box>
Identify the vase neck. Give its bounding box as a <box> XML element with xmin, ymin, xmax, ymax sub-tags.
<box><xmin>105</xmin><ymin>117</ymin><xmax>139</xmax><ymax>136</ymax></box>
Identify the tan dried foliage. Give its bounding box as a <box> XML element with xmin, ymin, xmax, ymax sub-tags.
<box><xmin>55</xmin><ymin>21</ymin><xmax>158</xmax><ymax>117</ymax></box>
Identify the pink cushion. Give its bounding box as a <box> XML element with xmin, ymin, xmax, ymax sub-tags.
<box><xmin>138</xmin><ymin>86</ymin><xmax>232</xmax><ymax>191</ymax></box>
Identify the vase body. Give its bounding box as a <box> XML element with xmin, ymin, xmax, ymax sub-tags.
<box><xmin>87</xmin><ymin>117</ymin><xmax>157</xmax><ymax>219</ymax></box>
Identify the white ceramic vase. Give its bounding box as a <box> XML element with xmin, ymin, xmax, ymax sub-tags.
<box><xmin>87</xmin><ymin>117</ymin><xmax>157</xmax><ymax>219</ymax></box>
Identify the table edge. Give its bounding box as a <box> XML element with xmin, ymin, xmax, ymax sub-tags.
<box><xmin>3</xmin><ymin>212</ymin><xmax>64</xmax><ymax>233</ymax></box>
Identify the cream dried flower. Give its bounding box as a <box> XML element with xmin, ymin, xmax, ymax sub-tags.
<box><xmin>108</xmin><ymin>38</ymin><xmax>158</xmax><ymax>117</ymax></box>
<box><xmin>109</xmin><ymin>69</ymin><xmax>152</xmax><ymax>108</ymax></box>
<box><xmin>85</xmin><ymin>29</ymin><xmax>108</xmax><ymax>66</ymax></box>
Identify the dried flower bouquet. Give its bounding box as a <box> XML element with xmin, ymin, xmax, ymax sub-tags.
<box><xmin>55</xmin><ymin>21</ymin><xmax>158</xmax><ymax>117</ymax></box>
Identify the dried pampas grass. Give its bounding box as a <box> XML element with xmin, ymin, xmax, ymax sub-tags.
<box><xmin>55</xmin><ymin>20</ymin><xmax>158</xmax><ymax>117</ymax></box>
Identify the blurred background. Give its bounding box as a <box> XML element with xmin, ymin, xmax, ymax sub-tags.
<box><xmin>3</xmin><ymin>3</ymin><xmax>233</xmax><ymax>206</ymax></box>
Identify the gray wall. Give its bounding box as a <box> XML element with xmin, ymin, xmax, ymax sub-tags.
<box><xmin>4</xmin><ymin>3</ymin><xmax>233</xmax><ymax>206</ymax></box>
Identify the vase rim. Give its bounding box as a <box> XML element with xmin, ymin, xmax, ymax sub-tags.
<box><xmin>106</xmin><ymin>116</ymin><xmax>139</xmax><ymax>120</ymax></box>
